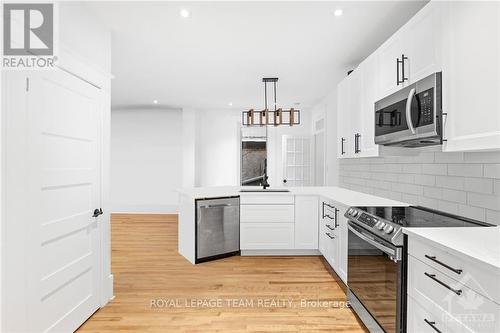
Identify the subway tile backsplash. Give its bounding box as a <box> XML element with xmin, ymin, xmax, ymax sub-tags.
<box><xmin>338</xmin><ymin>151</ymin><xmax>500</xmax><ymax>226</ymax></box>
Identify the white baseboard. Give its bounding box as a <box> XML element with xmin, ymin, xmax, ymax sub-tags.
<box><xmin>241</xmin><ymin>249</ymin><xmax>321</xmax><ymax>256</ymax></box>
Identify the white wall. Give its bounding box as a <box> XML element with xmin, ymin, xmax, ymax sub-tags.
<box><xmin>185</xmin><ymin>108</ymin><xmax>314</xmax><ymax>188</ymax></box>
<box><xmin>195</xmin><ymin>109</ymin><xmax>241</xmax><ymax>187</ymax></box>
<box><xmin>310</xmin><ymin>89</ymin><xmax>339</xmax><ymax>186</ymax></box>
<box><xmin>110</xmin><ymin>108</ymin><xmax>182</xmax><ymax>213</ymax></box>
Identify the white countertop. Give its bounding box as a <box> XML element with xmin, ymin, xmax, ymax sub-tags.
<box><xmin>177</xmin><ymin>186</ymin><xmax>408</xmax><ymax>207</ymax></box>
<box><xmin>403</xmin><ymin>226</ymin><xmax>500</xmax><ymax>273</ymax></box>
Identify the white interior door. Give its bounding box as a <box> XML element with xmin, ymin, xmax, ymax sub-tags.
<box><xmin>282</xmin><ymin>136</ymin><xmax>311</xmax><ymax>187</ymax></box>
<box><xmin>26</xmin><ymin>69</ymin><xmax>102</xmax><ymax>332</ymax></box>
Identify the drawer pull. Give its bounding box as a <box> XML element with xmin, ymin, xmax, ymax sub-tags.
<box><xmin>324</xmin><ymin>214</ymin><xmax>335</xmax><ymax>220</ymax></box>
<box><xmin>424</xmin><ymin>319</ymin><xmax>443</xmax><ymax>333</ymax></box>
<box><xmin>424</xmin><ymin>272</ymin><xmax>462</xmax><ymax>296</ymax></box>
<box><xmin>425</xmin><ymin>255</ymin><xmax>463</xmax><ymax>275</ymax></box>
<box><xmin>326</xmin><ymin>232</ymin><xmax>335</xmax><ymax>239</ymax></box>
<box><xmin>326</xmin><ymin>225</ymin><xmax>335</xmax><ymax>231</ymax></box>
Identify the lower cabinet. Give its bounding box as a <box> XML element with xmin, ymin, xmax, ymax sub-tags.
<box><xmin>239</xmin><ymin>195</ymin><xmax>317</xmax><ymax>251</ymax></box>
<box><xmin>240</xmin><ymin>223</ymin><xmax>295</xmax><ymax>250</ymax></box>
<box><xmin>294</xmin><ymin>196</ymin><xmax>318</xmax><ymax>249</ymax></box>
<box><xmin>318</xmin><ymin>198</ymin><xmax>348</xmax><ymax>284</ymax></box>
<box><xmin>407</xmin><ymin>236</ymin><xmax>500</xmax><ymax>333</ymax></box>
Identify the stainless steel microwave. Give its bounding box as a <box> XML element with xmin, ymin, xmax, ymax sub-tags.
<box><xmin>374</xmin><ymin>72</ymin><xmax>442</xmax><ymax>147</ymax></box>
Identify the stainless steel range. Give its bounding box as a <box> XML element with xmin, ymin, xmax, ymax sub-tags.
<box><xmin>344</xmin><ymin>206</ymin><xmax>492</xmax><ymax>333</ymax></box>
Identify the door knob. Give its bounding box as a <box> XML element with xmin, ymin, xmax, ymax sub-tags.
<box><xmin>92</xmin><ymin>208</ymin><xmax>103</xmax><ymax>217</ymax></box>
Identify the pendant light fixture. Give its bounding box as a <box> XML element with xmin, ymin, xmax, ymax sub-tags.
<box><xmin>242</xmin><ymin>78</ymin><xmax>300</xmax><ymax>126</ymax></box>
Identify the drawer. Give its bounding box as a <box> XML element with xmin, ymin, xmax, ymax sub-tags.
<box><xmin>240</xmin><ymin>194</ymin><xmax>294</xmax><ymax>205</ymax></box>
<box><xmin>408</xmin><ymin>255</ymin><xmax>500</xmax><ymax>333</ymax></box>
<box><xmin>407</xmin><ymin>295</ymin><xmax>470</xmax><ymax>333</ymax></box>
<box><xmin>240</xmin><ymin>223</ymin><xmax>294</xmax><ymax>250</ymax></box>
<box><xmin>409</xmin><ymin>237</ymin><xmax>500</xmax><ymax>304</ymax></box>
<box><xmin>240</xmin><ymin>204</ymin><xmax>294</xmax><ymax>223</ymax></box>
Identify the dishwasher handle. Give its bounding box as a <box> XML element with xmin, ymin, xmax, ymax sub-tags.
<box><xmin>199</xmin><ymin>203</ymin><xmax>235</xmax><ymax>209</ymax></box>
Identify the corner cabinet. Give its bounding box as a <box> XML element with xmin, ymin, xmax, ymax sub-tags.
<box><xmin>441</xmin><ymin>1</ymin><xmax>500</xmax><ymax>151</ymax></box>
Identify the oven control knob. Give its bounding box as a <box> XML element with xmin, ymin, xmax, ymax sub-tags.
<box><xmin>351</xmin><ymin>210</ymin><xmax>358</xmax><ymax>217</ymax></box>
<box><xmin>347</xmin><ymin>208</ymin><xmax>353</xmax><ymax>215</ymax></box>
<box><xmin>376</xmin><ymin>221</ymin><xmax>386</xmax><ymax>230</ymax></box>
<box><xmin>383</xmin><ymin>225</ymin><xmax>394</xmax><ymax>234</ymax></box>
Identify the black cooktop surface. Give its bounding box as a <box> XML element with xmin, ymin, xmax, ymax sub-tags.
<box><xmin>355</xmin><ymin>206</ymin><xmax>491</xmax><ymax>228</ymax></box>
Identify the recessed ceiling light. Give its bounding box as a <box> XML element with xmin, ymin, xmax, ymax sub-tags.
<box><xmin>180</xmin><ymin>9</ymin><xmax>190</xmax><ymax>18</ymax></box>
<box><xmin>334</xmin><ymin>9</ymin><xmax>343</xmax><ymax>17</ymax></box>
<box><xmin>228</xmin><ymin>102</ymin><xmax>233</xmax><ymax>107</ymax></box>
<box><xmin>153</xmin><ymin>100</ymin><xmax>158</xmax><ymax>104</ymax></box>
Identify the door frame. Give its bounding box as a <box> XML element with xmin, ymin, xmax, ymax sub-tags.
<box><xmin>312</xmin><ymin>110</ymin><xmax>327</xmax><ymax>186</ymax></box>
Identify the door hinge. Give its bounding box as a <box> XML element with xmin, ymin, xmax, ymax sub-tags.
<box><xmin>26</xmin><ymin>77</ymin><xmax>29</xmax><ymax>92</ymax></box>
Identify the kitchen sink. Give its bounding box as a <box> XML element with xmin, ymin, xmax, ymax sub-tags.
<box><xmin>239</xmin><ymin>188</ymin><xmax>290</xmax><ymax>193</ymax></box>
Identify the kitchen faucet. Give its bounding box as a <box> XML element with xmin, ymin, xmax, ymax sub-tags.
<box><xmin>262</xmin><ymin>175</ymin><xmax>270</xmax><ymax>190</ymax></box>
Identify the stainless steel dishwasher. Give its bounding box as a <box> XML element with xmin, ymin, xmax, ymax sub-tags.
<box><xmin>195</xmin><ymin>196</ymin><xmax>240</xmax><ymax>263</ymax></box>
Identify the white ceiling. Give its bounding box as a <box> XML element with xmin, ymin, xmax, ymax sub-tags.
<box><xmin>87</xmin><ymin>1</ymin><xmax>427</xmax><ymax>110</ymax></box>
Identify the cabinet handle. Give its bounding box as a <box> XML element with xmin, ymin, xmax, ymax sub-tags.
<box><xmin>397</xmin><ymin>54</ymin><xmax>409</xmax><ymax>85</ymax></box>
<box><xmin>354</xmin><ymin>133</ymin><xmax>361</xmax><ymax>154</ymax></box>
<box><xmin>424</xmin><ymin>319</ymin><xmax>442</xmax><ymax>333</ymax></box>
<box><xmin>322</xmin><ymin>202</ymin><xmax>335</xmax><ymax>220</ymax></box>
<box><xmin>334</xmin><ymin>208</ymin><xmax>339</xmax><ymax>228</ymax></box>
<box><xmin>425</xmin><ymin>255</ymin><xmax>463</xmax><ymax>275</ymax></box>
<box><xmin>401</xmin><ymin>54</ymin><xmax>408</xmax><ymax>83</ymax></box>
<box><xmin>396</xmin><ymin>57</ymin><xmax>400</xmax><ymax>85</ymax></box>
<box><xmin>424</xmin><ymin>272</ymin><xmax>462</xmax><ymax>296</ymax></box>
<box><xmin>326</xmin><ymin>225</ymin><xmax>335</xmax><ymax>231</ymax></box>
<box><xmin>341</xmin><ymin>137</ymin><xmax>346</xmax><ymax>155</ymax></box>
<box><xmin>326</xmin><ymin>232</ymin><xmax>335</xmax><ymax>239</ymax></box>
<box><xmin>396</xmin><ymin>54</ymin><xmax>409</xmax><ymax>85</ymax></box>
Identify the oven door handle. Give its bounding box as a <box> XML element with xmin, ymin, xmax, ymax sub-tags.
<box><xmin>348</xmin><ymin>224</ymin><xmax>400</xmax><ymax>260</ymax></box>
<box><xmin>405</xmin><ymin>87</ymin><xmax>416</xmax><ymax>134</ymax></box>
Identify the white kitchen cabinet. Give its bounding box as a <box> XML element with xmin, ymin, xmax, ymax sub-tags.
<box><xmin>441</xmin><ymin>1</ymin><xmax>500</xmax><ymax>151</ymax></box>
<box><xmin>240</xmin><ymin>204</ymin><xmax>294</xmax><ymax>223</ymax></box>
<box><xmin>240</xmin><ymin>195</ymin><xmax>319</xmax><ymax>252</ymax></box>
<box><xmin>337</xmin><ymin>78</ymin><xmax>353</xmax><ymax>158</ymax></box>
<box><xmin>294</xmin><ymin>196</ymin><xmax>318</xmax><ymax>249</ymax></box>
<box><xmin>240</xmin><ymin>223</ymin><xmax>295</xmax><ymax>250</ymax></box>
<box><xmin>318</xmin><ymin>198</ymin><xmax>348</xmax><ymax>284</ymax></box>
<box><xmin>405</xmin><ymin>2</ymin><xmax>442</xmax><ymax>84</ymax></box>
<box><xmin>335</xmin><ymin>204</ymin><xmax>348</xmax><ymax>283</ymax></box>
<box><xmin>358</xmin><ymin>53</ymin><xmax>380</xmax><ymax>157</ymax></box>
<box><xmin>378</xmin><ymin>31</ymin><xmax>407</xmax><ymax>98</ymax></box>
<box><xmin>377</xmin><ymin>1</ymin><xmax>442</xmax><ymax>99</ymax></box>
<box><xmin>407</xmin><ymin>235</ymin><xmax>500</xmax><ymax>333</ymax></box>
<box><xmin>337</xmin><ymin>64</ymin><xmax>379</xmax><ymax>159</ymax></box>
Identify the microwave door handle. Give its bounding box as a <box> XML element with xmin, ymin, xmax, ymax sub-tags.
<box><xmin>405</xmin><ymin>87</ymin><xmax>416</xmax><ymax>134</ymax></box>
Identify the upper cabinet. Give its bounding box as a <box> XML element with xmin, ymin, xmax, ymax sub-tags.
<box><xmin>441</xmin><ymin>1</ymin><xmax>500</xmax><ymax>152</ymax></box>
<box><xmin>336</xmin><ymin>0</ymin><xmax>500</xmax><ymax>158</ymax></box>
<box><xmin>337</xmin><ymin>77</ymin><xmax>353</xmax><ymax>158</ymax></box>
<box><xmin>378</xmin><ymin>2</ymin><xmax>442</xmax><ymax>99</ymax></box>
<box><xmin>337</xmin><ymin>54</ymin><xmax>379</xmax><ymax>159</ymax></box>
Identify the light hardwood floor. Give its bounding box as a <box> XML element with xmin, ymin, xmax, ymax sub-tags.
<box><xmin>78</xmin><ymin>214</ymin><xmax>368</xmax><ymax>332</ymax></box>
